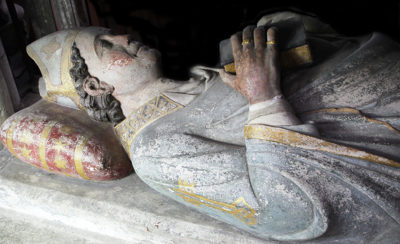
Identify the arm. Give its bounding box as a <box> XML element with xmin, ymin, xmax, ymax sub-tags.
<box><xmin>131</xmin><ymin>26</ymin><xmax>327</xmax><ymax>242</ymax></box>
<box><xmin>132</xmin><ymin>26</ymin><xmax>398</xmax><ymax>241</ymax></box>
<box><xmin>218</xmin><ymin>26</ymin><xmax>328</xmax><ymax>240</ymax></box>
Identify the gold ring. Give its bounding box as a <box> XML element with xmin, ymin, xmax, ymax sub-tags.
<box><xmin>266</xmin><ymin>41</ymin><xmax>276</xmax><ymax>45</ymax></box>
<box><xmin>242</xmin><ymin>39</ymin><xmax>251</xmax><ymax>45</ymax></box>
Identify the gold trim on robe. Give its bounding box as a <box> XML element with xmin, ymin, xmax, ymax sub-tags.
<box><xmin>114</xmin><ymin>94</ymin><xmax>183</xmax><ymax>157</ymax></box>
<box><xmin>244</xmin><ymin>124</ymin><xmax>400</xmax><ymax>168</ymax></box>
<box><xmin>173</xmin><ymin>179</ymin><xmax>257</xmax><ymax>226</ymax></box>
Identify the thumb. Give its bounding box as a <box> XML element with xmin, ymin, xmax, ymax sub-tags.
<box><xmin>218</xmin><ymin>69</ymin><xmax>237</xmax><ymax>89</ymax></box>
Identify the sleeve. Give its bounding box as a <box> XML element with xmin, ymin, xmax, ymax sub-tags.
<box><xmin>243</xmin><ymin>97</ymin><xmax>329</xmax><ymax>240</ymax></box>
<box><xmin>130</xmin><ymin>96</ymin><xmax>330</xmax><ymax>240</ymax></box>
<box><xmin>243</xmin><ymin>95</ymin><xmax>400</xmax><ymax>239</ymax></box>
<box><xmin>247</xmin><ymin>95</ymin><xmax>319</xmax><ymax>136</ymax></box>
<box><xmin>243</xmin><ymin>128</ymin><xmax>329</xmax><ymax>240</ymax></box>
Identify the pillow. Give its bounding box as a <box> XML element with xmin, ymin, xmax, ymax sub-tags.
<box><xmin>0</xmin><ymin>99</ymin><xmax>133</xmax><ymax>181</ymax></box>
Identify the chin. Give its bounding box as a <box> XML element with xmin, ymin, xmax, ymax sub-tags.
<box><xmin>151</xmin><ymin>53</ymin><xmax>163</xmax><ymax>78</ymax></box>
<box><xmin>149</xmin><ymin>48</ymin><xmax>162</xmax><ymax>62</ymax></box>
<box><xmin>138</xmin><ymin>46</ymin><xmax>161</xmax><ymax>60</ymax></box>
<box><xmin>152</xmin><ymin>65</ymin><xmax>163</xmax><ymax>80</ymax></box>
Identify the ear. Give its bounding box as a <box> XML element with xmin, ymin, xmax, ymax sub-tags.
<box><xmin>83</xmin><ymin>77</ymin><xmax>114</xmax><ymax>96</ymax></box>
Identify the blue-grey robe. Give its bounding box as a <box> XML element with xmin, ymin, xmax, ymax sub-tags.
<box><xmin>114</xmin><ymin>32</ymin><xmax>400</xmax><ymax>242</ymax></box>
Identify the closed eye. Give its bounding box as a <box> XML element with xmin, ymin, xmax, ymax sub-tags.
<box><xmin>94</xmin><ymin>35</ymin><xmax>114</xmax><ymax>58</ymax></box>
<box><xmin>100</xmin><ymin>39</ymin><xmax>113</xmax><ymax>49</ymax></box>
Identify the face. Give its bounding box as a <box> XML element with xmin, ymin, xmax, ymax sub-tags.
<box><xmin>74</xmin><ymin>27</ymin><xmax>162</xmax><ymax>98</ymax></box>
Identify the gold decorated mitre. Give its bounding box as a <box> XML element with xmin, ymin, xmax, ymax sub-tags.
<box><xmin>26</xmin><ymin>27</ymin><xmax>110</xmax><ymax>110</ymax></box>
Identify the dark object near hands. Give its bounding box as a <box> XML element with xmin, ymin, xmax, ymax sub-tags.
<box><xmin>219</xmin><ymin>17</ymin><xmax>312</xmax><ymax>72</ymax></box>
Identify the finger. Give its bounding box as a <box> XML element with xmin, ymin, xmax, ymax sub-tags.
<box><xmin>254</xmin><ymin>26</ymin><xmax>266</xmax><ymax>49</ymax></box>
<box><xmin>266</xmin><ymin>27</ymin><xmax>280</xmax><ymax>82</ymax></box>
<box><xmin>230</xmin><ymin>32</ymin><xmax>242</xmax><ymax>60</ymax></box>
<box><xmin>218</xmin><ymin>69</ymin><xmax>237</xmax><ymax>89</ymax></box>
<box><xmin>266</xmin><ymin>27</ymin><xmax>279</xmax><ymax>65</ymax></box>
<box><xmin>266</xmin><ymin>27</ymin><xmax>278</xmax><ymax>53</ymax></box>
<box><xmin>242</xmin><ymin>26</ymin><xmax>255</xmax><ymax>50</ymax></box>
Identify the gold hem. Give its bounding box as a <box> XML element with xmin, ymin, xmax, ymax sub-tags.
<box><xmin>244</xmin><ymin>124</ymin><xmax>400</xmax><ymax>168</ymax></box>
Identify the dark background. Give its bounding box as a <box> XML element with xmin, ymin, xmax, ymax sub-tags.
<box><xmin>88</xmin><ymin>0</ymin><xmax>400</xmax><ymax>79</ymax></box>
<box><xmin>0</xmin><ymin>0</ymin><xmax>397</xmax><ymax>109</ymax></box>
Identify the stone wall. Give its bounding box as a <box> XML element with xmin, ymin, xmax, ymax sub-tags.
<box><xmin>0</xmin><ymin>41</ymin><xmax>15</xmax><ymax>150</ymax></box>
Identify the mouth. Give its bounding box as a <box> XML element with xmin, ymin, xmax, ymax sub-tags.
<box><xmin>127</xmin><ymin>42</ymin><xmax>160</xmax><ymax>61</ymax></box>
<box><xmin>137</xmin><ymin>45</ymin><xmax>143</xmax><ymax>53</ymax></box>
<box><xmin>127</xmin><ymin>42</ymin><xmax>146</xmax><ymax>58</ymax></box>
<box><xmin>136</xmin><ymin>46</ymin><xmax>147</xmax><ymax>56</ymax></box>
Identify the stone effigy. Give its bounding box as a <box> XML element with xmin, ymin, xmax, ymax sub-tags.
<box><xmin>1</xmin><ymin>11</ymin><xmax>399</xmax><ymax>242</ymax></box>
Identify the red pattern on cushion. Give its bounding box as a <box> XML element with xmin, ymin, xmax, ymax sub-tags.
<box><xmin>0</xmin><ymin>99</ymin><xmax>133</xmax><ymax>181</ymax></box>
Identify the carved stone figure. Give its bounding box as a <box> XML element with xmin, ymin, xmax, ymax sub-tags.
<box><xmin>2</xmin><ymin>11</ymin><xmax>400</xmax><ymax>242</ymax></box>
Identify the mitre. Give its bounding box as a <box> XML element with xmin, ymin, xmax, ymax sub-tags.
<box><xmin>26</xmin><ymin>27</ymin><xmax>109</xmax><ymax>110</ymax></box>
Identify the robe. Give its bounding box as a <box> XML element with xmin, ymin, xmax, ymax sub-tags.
<box><xmin>114</xmin><ymin>31</ymin><xmax>400</xmax><ymax>242</ymax></box>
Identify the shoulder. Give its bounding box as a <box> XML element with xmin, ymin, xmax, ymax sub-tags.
<box><xmin>163</xmin><ymin>65</ymin><xmax>221</xmax><ymax>106</ymax></box>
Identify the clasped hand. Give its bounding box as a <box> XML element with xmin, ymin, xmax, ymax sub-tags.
<box><xmin>220</xmin><ymin>26</ymin><xmax>282</xmax><ymax>105</ymax></box>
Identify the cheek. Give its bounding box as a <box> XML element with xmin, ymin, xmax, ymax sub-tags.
<box><xmin>106</xmin><ymin>52</ymin><xmax>134</xmax><ymax>70</ymax></box>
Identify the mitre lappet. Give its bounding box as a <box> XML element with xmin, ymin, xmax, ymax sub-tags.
<box><xmin>26</xmin><ymin>27</ymin><xmax>111</xmax><ymax>110</ymax></box>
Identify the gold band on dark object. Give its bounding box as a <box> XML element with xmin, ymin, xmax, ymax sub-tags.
<box><xmin>241</xmin><ymin>39</ymin><xmax>251</xmax><ymax>45</ymax></box>
<box><xmin>224</xmin><ymin>44</ymin><xmax>312</xmax><ymax>73</ymax></box>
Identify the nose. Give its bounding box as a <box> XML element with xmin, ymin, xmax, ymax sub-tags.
<box><xmin>105</xmin><ymin>34</ymin><xmax>131</xmax><ymax>46</ymax></box>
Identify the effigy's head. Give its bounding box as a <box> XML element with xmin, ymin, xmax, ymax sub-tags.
<box><xmin>26</xmin><ymin>27</ymin><xmax>162</xmax><ymax>125</ymax></box>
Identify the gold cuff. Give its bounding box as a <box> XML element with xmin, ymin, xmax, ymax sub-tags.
<box><xmin>266</xmin><ymin>40</ymin><xmax>276</xmax><ymax>45</ymax></box>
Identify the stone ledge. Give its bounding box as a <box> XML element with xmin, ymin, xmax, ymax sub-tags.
<box><xmin>0</xmin><ymin>209</ymin><xmax>124</xmax><ymax>243</ymax></box>
<box><xmin>0</xmin><ymin>149</ymin><xmax>271</xmax><ymax>243</ymax></box>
